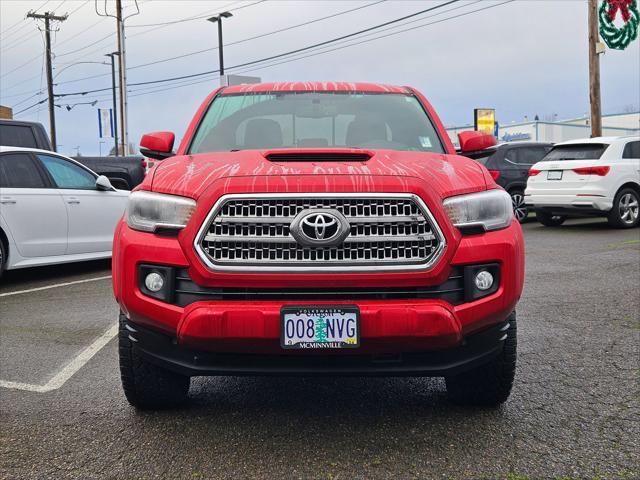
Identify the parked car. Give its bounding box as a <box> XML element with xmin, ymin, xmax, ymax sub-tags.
<box><xmin>525</xmin><ymin>136</ymin><xmax>640</xmax><ymax>228</ymax></box>
<box><xmin>0</xmin><ymin>119</ymin><xmax>146</xmax><ymax>190</ymax></box>
<box><xmin>0</xmin><ymin>146</ymin><xmax>129</xmax><ymax>274</ymax></box>
<box><xmin>112</xmin><ymin>82</ymin><xmax>524</xmax><ymax>409</ymax></box>
<box><xmin>463</xmin><ymin>142</ymin><xmax>553</xmax><ymax>222</ymax></box>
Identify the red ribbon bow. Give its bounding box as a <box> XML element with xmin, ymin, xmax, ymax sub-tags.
<box><xmin>607</xmin><ymin>0</ymin><xmax>633</xmax><ymax>22</ymax></box>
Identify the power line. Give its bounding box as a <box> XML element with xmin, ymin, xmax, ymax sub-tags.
<box><xmin>11</xmin><ymin>0</ymin><xmax>514</xmax><ymax>110</ymax></box>
<box><xmin>127</xmin><ymin>0</ymin><xmax>259</xmax><ymax>29</ymax></box>
<box><xmin>40</xmin><ymin>0</ymin><xmax>258</xmax><ymax>81</ymax></box>
<box><xmin>0</xmin><ymin>52</ymin><xmax>44</xmax><ymax>79</ymax></box>
<box><xmin>56</xmin><ymin>31</ymin><xmax>114</xmax><ymax>57</ymax></box>
<box><xmin>26</xmin><ymin>0</ymin><xmax>387</xmax><ymax>91</ymax></box>
<box><xmin>0</xmin><ymin>0</ymin><xmax>55</xmax><ymax>47</ymax></box>
<box><xmin>52</xmin><ymin>0</ymin><xmax>67</xmax><ymax>11</ymax></box>
<box><xmin>0</xmin><ymin>27</ymin><xmax>41</xmax><ymax>53</ymax></box>
<box><xmin>230</xmin><ymin>0</ymin><xmax>511</xmax><ymax>77</ymax></box>
<box><xmin>126</xmin><ymin>0</ymin><xmax>386</xmax><ymax>72</ymax></box>
<box><xmin>3</xmin><ymin>0</ymin><xmax>383</xmax><ymax>94</ymax></box>
<box><xmin>4</xmin><ymin>0</ymin><xmax>99</xmax><ymax>94</ymax></box>
<box><xmin>55</xmin><ymin>17</ymin><xmax>107</xmax><ymax>48</ymax></box>
<box><xmin>0</xmin><ymin>17</ymin><xmax>29</xmax><ymax>40</ymax></box>
<box><xmin>128</xmin><ymin>0</ymin><xmax>513</xmax><ymax>98</ymax></box>
<box><xmin>52</xmin><ymin>1</ymin><xmax>460</xmax><ymax>98</ymax></box>
<box><xmin>36</xmin><ymin>1</ymin><xmax>139</xmax><ymax>60</ymax></box>
<box><xmin>9</xmin><ymin>90</ymin><xmax>43</xmax><ymax>109</ymax></box>
<box><xmin>0</xmin><ymin>20</ymin><xmax>30</xmax><ymax>44</ymax></box>
<box><xmin>67</xmin><ymin>0</ymin><xmax>90</xmax><ymax>16</ymax></box>
<box><xmin>125</xmin><ymin>0</ymin><xmax>250</xmax><ymax>41</ymax></box>
<box><xmin>0</xmin><ymin>0</ymin><xmax>53</xmax><ymax>46</ymax></box>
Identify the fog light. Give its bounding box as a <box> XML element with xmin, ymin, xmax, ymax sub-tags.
<box><xmin>474</xmin><ymin>270</ymin><xmax>494</xmax><ymax>291</ymax></box>
<box><xmin>144</xmin><ymin>272</ymin><xmax>164</xmax><ymax>292</ymax></box>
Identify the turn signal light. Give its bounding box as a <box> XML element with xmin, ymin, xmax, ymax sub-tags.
<box><xmin>488</xmin><ymin>170</ymin><xmax>501</xmax><ymax>181</ymax></box>
<box><xmin>572</xmin><ymin>166</ymin><xmax>610</xmax><ymax>176</ymax></box>
<box><xmin>528</xmin><ymin>169</ymin><xmax>541</xmax><ymax>176</ymax></box>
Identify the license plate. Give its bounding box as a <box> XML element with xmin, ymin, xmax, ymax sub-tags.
<box><xmin>547</xmin><ymin>170</ymin><xmax>563</xmax><ymax>180</ymax></box>
<box><xmin>281</xmin><ymin>306</ymin><xmax>360</xmax><ymax>349</ymax></box>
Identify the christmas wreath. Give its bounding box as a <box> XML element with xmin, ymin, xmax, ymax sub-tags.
<box><xmin>599</xmin><ymin>0</ymin><xmax>639</xmax><ymax>50</ymax></box>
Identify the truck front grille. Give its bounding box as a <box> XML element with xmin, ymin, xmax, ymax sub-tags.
<box><xmin>194</xmin><ymin>194</ymin><xmax>445</xmax><ymax>272</ymax></box>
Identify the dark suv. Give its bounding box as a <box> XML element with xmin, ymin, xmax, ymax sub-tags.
<box><xmin>463</xmin><ymin>142</ymin><xmax>553</xmax><ymax>222</ymax></box>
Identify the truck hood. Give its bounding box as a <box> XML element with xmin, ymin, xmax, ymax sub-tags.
<box><xmin>150</xmin><ymin>149</ymin><xmax>488</xmax><ymax>199</ymax></box>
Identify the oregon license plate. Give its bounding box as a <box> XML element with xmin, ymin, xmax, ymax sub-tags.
<box><xmin>547</xmin><ymin>170</ymin><xmax>563</xmax><ymax>180</ymax></box>
<box><xmin>280</xmin><ymin>306</ymin><xmax>360</xmax><ymax>349</ymax></box>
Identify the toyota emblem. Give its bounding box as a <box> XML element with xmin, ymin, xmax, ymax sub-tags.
<box><xmin>290</xmin><ymin>209</ymin><xmax>350</xmax><ymax>247</ymax></box>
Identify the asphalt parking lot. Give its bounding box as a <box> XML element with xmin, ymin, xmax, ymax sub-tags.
<box><xmin>1</xmin><ymin>219</ymin><xmax>638</xmax><ymax>480</ymax></box>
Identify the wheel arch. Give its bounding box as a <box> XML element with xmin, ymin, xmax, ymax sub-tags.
<box><xmin>506</xmin><ymin>183</ymin><xmax>526</xmax><ymax>194</ymax></box>
<box><xmin>0</xmin><ymin>226</ymin><xmax>8</xmax><ymax>268</ymax></box>
<box><xmin>616</xmin><ymin>181</ymin><xmax>640</xmax><ymax>196</ymax></box>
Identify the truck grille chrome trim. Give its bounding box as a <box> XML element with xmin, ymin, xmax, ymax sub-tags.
<box><xmin>194</xmin><ymin>193</ymin><xmax>446</xmax><ymax>272</ymax></box>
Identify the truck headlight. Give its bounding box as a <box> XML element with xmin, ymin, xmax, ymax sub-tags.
<box><xmin>443</xmin><ymin>189</ymin><xmax>512</xmax><ymax>232</ymax></box>
<box><xmin>126</xmin><ymin>191</ymin><xmax>196</xmax><ymax>232</ymax></box>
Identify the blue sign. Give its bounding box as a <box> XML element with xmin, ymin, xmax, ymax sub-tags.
<box><xmin>502</xmin><ymin>132</ymin><xmax>531</xmax><ymax>142</ymax></box>
<box><xmin>98</xmin><ymin>108</ymin><xmax>114</xmax><ymax>139</ymax></box>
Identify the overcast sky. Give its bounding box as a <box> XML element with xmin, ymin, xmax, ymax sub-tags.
<box><xmin>1</xmin><ymin>0</ymin><xmax>639</xmax><ymax>156</ymax></box>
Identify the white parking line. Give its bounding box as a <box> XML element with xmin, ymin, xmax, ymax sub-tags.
<box><xmin>0</xmin><ymin>275</ymin><xmax>112</xmax><ymax>297</ymax></box>
<box><xmin>0</xmin><ymin>322</ymin><xmax>118</xmax><ymax>393</ymax></box>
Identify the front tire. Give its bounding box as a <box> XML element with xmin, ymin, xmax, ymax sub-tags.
<box><xmin>510</xmin><ymin>189</ymin><xmax>528</xmax><ymax>223</ymax></box>
<box><xmin>607</xmin><ymin>188</ymin><xmax>639</xmax><ymax>228</ymax></box>
<box><xmin>445</xmin><ymin>311</ymin><xmax>517</xmax><ymax>406</ymax></box>
<box><xmin>535</xmin><ymin>210</ymin><xmax>566</xmax><ymax>227</ymax></box>
<box><xmin>119</xmin><ymin>313</ymin><xmax>190</xmax><ymax>409</ymax></box>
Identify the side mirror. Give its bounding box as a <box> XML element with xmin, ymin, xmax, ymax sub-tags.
<box><xmin>458</xmin><ymin>130</ymin><xmax>497</xmax><ymax>153</ymax></box>
<box><xmin>96</xmin><ymin>175</ymin><xmax>114</xmax><ymax>191</ymax></box>
<box><xmin>140</xmin><ymin>131</ymin><xmax>175</xmax><ymax>160</ymax></box>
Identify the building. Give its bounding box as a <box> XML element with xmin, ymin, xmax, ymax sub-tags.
<box><xmin>0</xmin><ymin>105</ymin><xmax>13</xmax><ymax>120</ymax></box>
<box><xmin>446</xmin><ymin>111</ymin><xmax>640</xmax><ymax>147</ymax></box>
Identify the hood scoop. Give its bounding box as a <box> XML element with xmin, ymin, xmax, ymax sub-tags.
<box><xmin>264</xmin><ymin>150</ymin><xmax>371</xmax><ymax>163</ymax></box>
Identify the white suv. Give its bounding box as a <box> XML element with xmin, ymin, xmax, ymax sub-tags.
<box><xmin>525</xmin><ymin>136</ymin><xmax>640</xmax><ymax>228</ymax></box>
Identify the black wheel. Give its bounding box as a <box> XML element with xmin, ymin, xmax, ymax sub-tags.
<box><xmin>0</xmin><ymin>235</ymin><xmax>5</xmax><ymax>278</ymax></box>
<box><xmin>510</xmin><ymin>189</ymin><xmax>528</xmax><ymax>223</ymax></box>
<box><xmin>607</xmin><ymin>187</ymin><xmax>639</xmax><ymax>228</ymax></box>
<box><xmin>535</xmin><ymin>210</ymin><xmax>566</xmax><ymax>227</ymax></box>
<box><xmin>445</xmin><ymin>311</ymin><xmax>517</xmax><ymax>406</ymax></box>
<box><xmin>119</xmin><ymin>313</ymin><xmax>190</xmax><ymax>409</ymax></box>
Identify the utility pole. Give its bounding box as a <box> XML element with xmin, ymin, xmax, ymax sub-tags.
<box><xmin>588</xmin><ymin>0</ymin><xmax>602</xmax><ymax>137</ymax></box>
<box><xmin>115</xmin><ymin>0</ymin><xmax>129</xmax><ymax>155</ymax></box>
<box><xmin>105</xmin><ymin>52</ymin><xmax>120</xmax><ymax>156</ymax></box>
<box><xmin>207</xmin><ymin>11</ymin><xmax>232</xmax><ymax>78</ymax></box>
<box><xmin>26</xmin><ymin>11</ymin><xmax>67</xmax><ymax>151</ymax></box>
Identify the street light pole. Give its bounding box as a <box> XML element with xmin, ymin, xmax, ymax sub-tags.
<box><xmin>105</xmin><ymin>52</ymin><xmax>120</xmax><ymax>156</ymax></box>
<box><xmin>207</xmin><ymin>11</ymin><xmax>232</xmax><ymax>77</ymax></box>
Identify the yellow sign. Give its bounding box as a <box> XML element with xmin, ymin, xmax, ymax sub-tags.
<box><xmin>474</xmin><ymin>108</ymin><xmax>495</xmax><ymax>134</ymax></box>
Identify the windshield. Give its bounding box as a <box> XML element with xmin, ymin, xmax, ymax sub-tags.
<box><xmin>188</xmin><ymin>92</ymin><xmax>445</xmax><ymax>154</ymax></box>
<box><xmin>542</xmin><ymin>144</ymin><xmax>608</xmax><ymax>161</ymax></box>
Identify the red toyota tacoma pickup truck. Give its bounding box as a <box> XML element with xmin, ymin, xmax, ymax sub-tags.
<box><xmin>112</xmin><ymin>82</ymin><xmax>524</xmax><ymax>409</ymax></box>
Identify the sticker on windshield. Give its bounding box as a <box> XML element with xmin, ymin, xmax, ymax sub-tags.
<box><xmin>419</xmin><ymin>136</ymin><xmax>432</xmax><ymax>148</ymax></box>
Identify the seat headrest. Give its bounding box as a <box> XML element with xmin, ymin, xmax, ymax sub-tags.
<box><xmin>244</xmin><ymin>119</ymin><xmax>283</xmax><ymax>149</ymax></box>
<box><xmin>346</xmin><ymin>117</ymin><xmax>387</xmax><ymax>147</ymax></box>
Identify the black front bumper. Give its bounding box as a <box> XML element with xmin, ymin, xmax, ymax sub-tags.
<box><xmin>125</xmin><ymin>320</ymin><xmax>510</xmax><ymax>377</ymax></box>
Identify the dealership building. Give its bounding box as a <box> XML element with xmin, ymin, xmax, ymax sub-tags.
<box><xmin>446</xmin><ymin>111</ymin><xmax>640</xmax><ymax>147</ymax></box>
